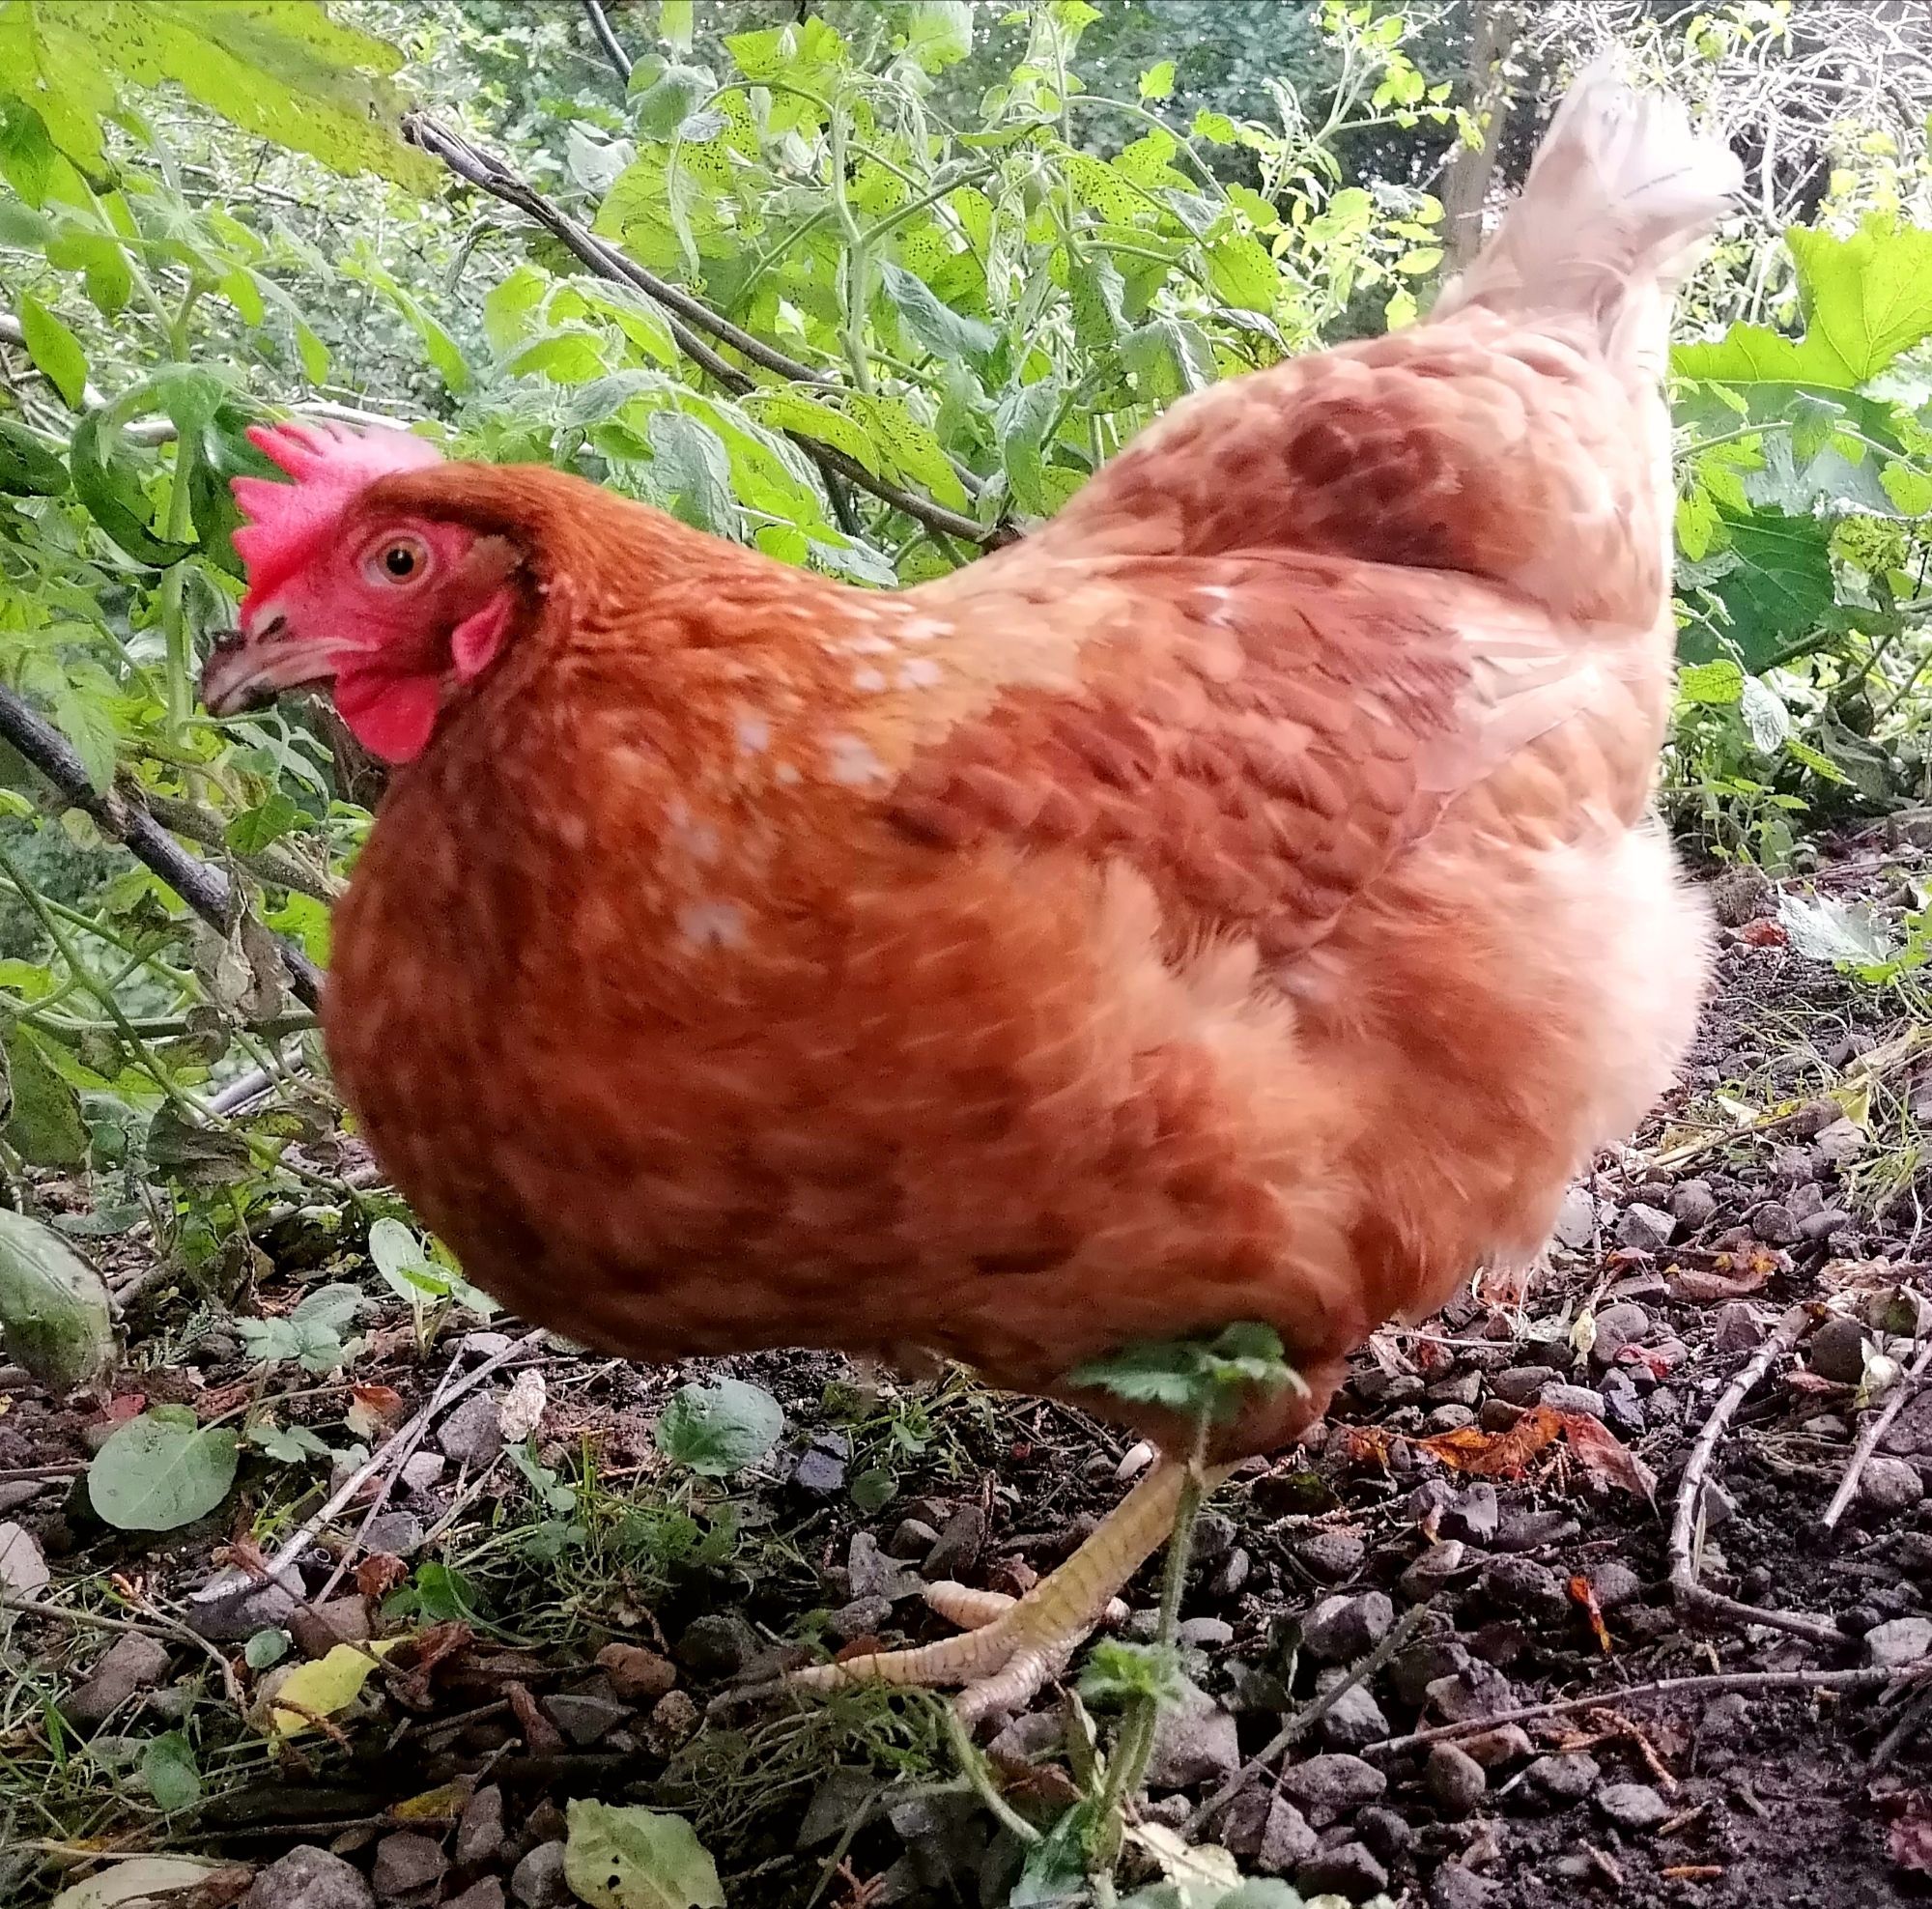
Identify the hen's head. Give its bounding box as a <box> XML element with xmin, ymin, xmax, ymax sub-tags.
<box><xmin>202</xmin><ymin>423</ymin><xmax>522</xmax><ymax>763</ymax></box>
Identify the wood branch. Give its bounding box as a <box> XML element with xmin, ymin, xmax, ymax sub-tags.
<box><xmin>401</xmin><ymin>113</ymin><xmax>1012</xmax><ymax>551</ymax></box>
<box><xmin>0</xmin><ymin>685</ymin><xmax>322</xmax><ymax>1011</ymax></box>
<box><xmin>1440</xmin><ymin>2</ymin><xmax>1519</xmax><ymax>275</ymax></box>
<box><xmin>581</xmin><ymin>0</ymin><xmax>632</xmax><ymax>81</ymax></box>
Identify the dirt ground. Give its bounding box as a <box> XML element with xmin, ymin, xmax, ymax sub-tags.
<box><xmin>3</xmin><ymin>835</ymin><xmax>1931</xmax><ymax>1909</ymax></box>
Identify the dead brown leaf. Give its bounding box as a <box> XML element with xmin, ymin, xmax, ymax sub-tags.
<box><xmin>1564</xmin><ymin>1410</ymin><xmax>1659</xmax><ymax>1498</ymax></box>
<box><xmin>1569</xmin><ymin>1574</ymin><xmax>1612</xmax><ymax>1653</ymax></box>
<box><xmin>1883</xmin><ymin>1789</ymin><xmax>1932</xmax><ymax>1874</ymax></box>
<box><xmin>355</xmin><ymin>1552</ymin><xmax>410</xmax><ymax>1601</ymax></box>
<box><xmin>1417</xmin><ymin>1405</ymin><xmax>1563</xmax><ymax>1478</ymax></box>
<box><xmin>506</xmin><ymin>1679</ymin><xmax>563</xmax><ymax>1753</ymax></box>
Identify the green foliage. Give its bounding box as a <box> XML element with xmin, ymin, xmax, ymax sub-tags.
<box><xmin>87</xmin><ymin>1405</ymin><xmax>239</xmax><ymax>1530</ymax></box>
<box><xmin>654</xmin><ymin>1377</ymin><xmax>784</xmax><ymax>1476</ymax></box>
<box><xmin>561</xmin><ymin>1800</ymin><xmax>725</xmax><ymax>1909</ymax></box>
<box><xmin>0</xmin><ymin>1203</ymin><xmax>113</xmax><ymax>1387</ymax></box>
<box><xmin>1067</xmin><ymin>1322</ymin><xmax>1304</xmax><ymax>1425</ymax></box>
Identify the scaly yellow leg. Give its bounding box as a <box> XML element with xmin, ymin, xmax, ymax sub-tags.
<box><xmin>790</xmin><ymin>1457</ymin><xmax>1236</xmax><ymax>1723</ymax></box>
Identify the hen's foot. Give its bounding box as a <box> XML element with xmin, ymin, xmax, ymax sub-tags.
<box><xmin>791</xmin><ymin>1457</ymin><xmax>1229</xmax><ymax>1724</ymax></box>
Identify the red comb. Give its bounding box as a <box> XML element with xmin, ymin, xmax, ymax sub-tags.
<box><xmin>232</xmin><ymin>421</ymin><xmax>443</xmax><ymax>612</ymax></box>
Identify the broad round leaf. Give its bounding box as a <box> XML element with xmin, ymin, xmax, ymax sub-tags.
<box><xmin>88</xmin><ymin>1410</ymin><xmax>239</xmax><ymax>1532</ymax></box>
<box><xmin>653</xmin><ymin>1379</ymin><xmax>782</xmax><ymax>1476</ymax></box>
<box><xmin>563</xmin><ymin>1800</ymin><xmax>724</xmax><ymax>1909</ymax></box>
<box><xmin>0</xmin><ymin>1206</ymin><xmax>115</xmax><ymax>1389</ymax></box>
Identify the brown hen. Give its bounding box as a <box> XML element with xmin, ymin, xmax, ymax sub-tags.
<box><xmin>203</xmin><ymin>67</ymin><xmax>1738</xmax><ymax>1718</ymax></box>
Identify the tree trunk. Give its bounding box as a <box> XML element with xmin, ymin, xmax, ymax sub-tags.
<box><xmin>1440</xmin><ymin>1</ymin><xmax>1517</xmax><ymax>274</ymax></box>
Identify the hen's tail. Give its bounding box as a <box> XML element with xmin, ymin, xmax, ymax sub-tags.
<box><xmin>1434</xmin><ymin>59</ymin><xmax>1742</xmax><ymax>372</ymax></box>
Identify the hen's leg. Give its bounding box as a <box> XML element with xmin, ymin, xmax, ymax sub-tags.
<box><xmin>790</xmin><ymin>1457</ymin><xmax>1234</xmax><ymax>1724</ymax></box>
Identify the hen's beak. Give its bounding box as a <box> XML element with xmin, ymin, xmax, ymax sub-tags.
<box><xmin>200</xmin><ymin>610</ymin><xmax>341</xmax><ymax>717</ymax></box>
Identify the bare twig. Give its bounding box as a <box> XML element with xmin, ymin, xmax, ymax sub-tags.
<box><xmin>1369</xmin><ymin>1663</ymin><xmax>1918</xmax><ymax>1757</ymax></box>
<box><xmin>581</xmin><ymin>0</ymin><xmax>632</xmax><ymax>81</ymax></box>
<box><xmin>0</xmin><ymin>685</ymin><xmax>322</xmax><ymax>1010</ymax></box>
<box><xmin>1822</xmin><ymin>1333</ymin><xmax>1932</xmax><ymax>1531</ymax></box>
<box><xmin>0</xmin><ymin>1589</ymin><xmax>243</xmax><ymax>1709</ymax></box>
<box><xmin>1870</xmin><ymin>1672</ymin><xmax>1932</xmax><ymax>1772</ymax></box>
<box><xmin>1669</xmin><ymin>1308</ymin><xmax>1844</xmax><ymax>1648</ymax></box>
<box><xmin>1189</xmin><ymin>1601</ymin><xmax>1431</xmax><ymax>1832</ymax></box>
<box><xmin>400</xmin><ymin>114</ymin><xmax>1011</xmax><ymax>550</ymax></box>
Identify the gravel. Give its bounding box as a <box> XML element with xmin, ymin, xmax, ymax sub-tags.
<box><xmin>1301</xmin><ymin>1590</ymin><xmax>1395</xmax><ymax>1662</ymax></box>
<box><xmin>244</xmin><ymin>1848</ymin><xmax>376</xmax><ymax>1909</ymax></box>
<box><xmin>1279</xmin><ymin>1752</ymin><xmax>1388</xmax><ymax>1825</ymax></box>
<box><xmin>1594</xmin><ymin>1782</ymin><xmax>1670</xmax><ymax>1834</ymax></box>
<box><xmin>1425</xmin><ymin>1742</ymin><xmax>1488</xmax><ymax>1818</ymax></box>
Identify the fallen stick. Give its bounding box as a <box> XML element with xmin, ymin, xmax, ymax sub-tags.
<box><xmin>1668</xmin><ymin>1309</ymin><xmax>1843</xmax><ymax>1649</ymax></box>
<box><xmin>1822</xmin><ymin>1332</ymin><xmax>1932</xmax><ymax>1531</ymax></box>
<box><xmin>1368</xmin><ymin>1663</ymin><xmax>1918</xmax><ymax>1757</ymax></box>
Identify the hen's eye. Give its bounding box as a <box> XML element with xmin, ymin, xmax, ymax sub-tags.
<box><xmin>365</xmin><ymin>535</ymin><xmax>430</xmax><ymax>586</ymax></box>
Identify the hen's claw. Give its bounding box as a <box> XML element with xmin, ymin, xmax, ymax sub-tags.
<box><xmin>788</xmin><ymin>1458</ymin><xmax>1229</xmax><ymax>1723</ymax></box>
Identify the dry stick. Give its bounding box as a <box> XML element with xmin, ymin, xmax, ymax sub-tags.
<box><xmin>1369</xmin><ymin>1663</ymin><xmax>1918</xmax><ymax>1758</ymax></box>
<box><xmin>1822</xmin><ymin>1333</ymin><xmax>1932</xmax><ymax>1531</ymax></box>
<box><xmin>0</xmin><ymin>685</ymin><xmax>322</xmax><ymax>1011</ymax></box>
<box><xmin>1188</xmin><ymin>1600</ymin><xmax>1431</xmax><ymax>1834</ymax></box>
<box><xmin>0</xmin><ymin>1589</ymin><xmax>242</xmax><ymax>1709</ymax></box>
<box><xmin>400</xmin><ymin>114</ymin><xmax>1012</xmax><ymax>551</ymax></box>
<box><xmin>1668</xmin><ymin>1309</ymin><xmax>1845</xmax><ymax>1650</ymax></box>
<box><xmin>1869</xmin><ymin>1670</ymin><xmax>1932</xmax><ymax>1771</ymax></box>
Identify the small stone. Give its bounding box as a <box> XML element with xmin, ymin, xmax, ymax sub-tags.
<box><xmin>1431</xmin><ymin>1866</ymin><xmax>1497</xmax><ymax>1909</ymax></box>
<box><xmin>1800</xmin><ymin>1208</ymin><xmax>1854</xmax><ymax>1244</ymax></box>
<box><xmin>1478</xmin><ymin>1556</ymin><xmax>1568</xmax><ymax>1620</ymax></box>
<box><xmin>1400</xmin><ymin>1541</ymin><xmax>1473</xmax><ymax>1602</ymax></box>
<box><xmin>1426</xmin><ymin>1662</ymin><xmax>1517</xmax><ymax>1724</ymax></box>
<box><xmin>62</xmin><ymin>1632</ymin><xmax>171</xmax><ymax>1727</ymax></box>
<box><xmin>1600</xmin><ymin>1372</ymin><xmax>1645</xmax><ymax>1437</ymax></box>
<box><xmin>1176</xmin><ymin>1615</ymin><xmax>1234</xmax><ymax>1649</ymax></box>
<box><xmin>1426</xmin><ymin>1743</ymin><xmax>1487</xmax><ymax>1818</ymax></box>
<box><xmin>1455</xmin><ymin>1724</ymin><xmax>1534</xmax><ymax>1768</ymax></box>
<box><xmin>371</xmin><ymin>1831</ymin><xmax>446</xmax><ymax>1901</ymax></box>
<box><xmin>1302</xmin><ymin>1591</ymin><xmax>1394</xmax><ymax>1662</ymax></box>
<box><xmin>1525</xmin><ymin>1751</ymin><xmax>1600</xmax><ymax>1802</ymax></box>
<box><xmin>798</xmin><ymin>1766</ymin><xmax>880</xmax><ymax>1848</ymax></box>
<box><xmin>845</xmin><ymin>1530</ymin><xmax>921</xmax><ymax>1602</ymax></box>
<box><xmin>1616</xmin><ymin>1204</ymin><xmax>1676</xmax><ymax>1254</ymax></box>
<box><xmin>185</xmin><ymin>1572</ymin><xmax>302</xmax><ymax>1643</ymax></box>
<box><xmin>1426</xmin><ymin>1405</ymin><xmax>1477</xmax><ymax>1433</ymax></box>
<box><xmin>644</xmin><ymin>1688</ymin><xmax>700</xmax><ymax>1754</ymax></box>
<box><xmin>1428</xmin><ymin>1369</ymin><xmax>1484</xmax><ymax>1409</ymax></box>
<box><xmin>923</xmin><ymin>1504</ymin><xmax>987</xmax><ymax>1580</ymax></box>
<box><xmin>1441</xmin><ymin>1483</ymin><xmax>1499</xmax><ymax>1544</ymax></box>
<box><xmin>1479</xmin><ymin>1399</ymin><xmax>1523</xmax><ymax>1432</ymax></box>
<box><xmin>361</xmin><ymin>1511</ymin><xmax>424</xmax><ymax>1558</ymax></box>
<box><xmin>1192</xmin><ymin>1510</ymin><xmax>1236</xmax><ymax>1563</ymax></box>
<box><xmin>1861</xmin><ymin>1457</ymin><xmax>1925</xmax><ymax>1516</ymax></box>
<box><xmin>1208</xmin><ymin>1545</ymin><xmax>1251</xmax><ymax>1599</ymax></box>
<box><xmin>1587</xmin><ymin>1561</ymin><xmax>1643</xmax><ymax>1610</ymax></box>
<box><xmin>1553</xmin><ymin>1183</ymin><xmax>1600</xmax><ymax>1249</ymax></box>
<box><xmin>986</xmin><ymin>1710</ymin><xmax>1063</xmax><ymax>1766</ymax></box>
<box><xmin>244</xmin><ymin>1846</ymin><xmax>376</xmax><ymax>1909</ymax></box>
<box><xmin>1713</xmin><ymin>1302</ymin><xmax>1765</xmax><ymax>1353</ymax></box>
<box><xmin>675</xmin><ymin>1611</ymin><xmax>760</xmax><ymax>1680</ymax></box>
<box><xmin>1258</xmin><ymin>1797</ymin><xmax>1319</xmax><ymax>1873</ymax></box>
<box><xmin>1749</xmin><ymin>1201</ymin><xmax>1797</xmax><ymax>1245</ymax></box>
<box><xmin>886</xmin><ymin>1517</ymin><xmax>940</xmax><ymax>1558</ymax></box>
<box><xmin>1144</xmin><ymin>1679</ymin><xmax>1239</xmax><ymax>1787</ymax></box>
<box><xmin>541</xmin><ymin>1693</ymin><xmax>629</xmax><ymax>1746</ymax></box>
<box><xmin>1491</xmin><ymin>1367</ymin><xmax>1548</xmax><ymax>1407</ymax></box>
<box><xmin>509</xmin><ymin>1841</ymin><xmax>570</xmax><ymax>1909</ymax></box>
<box><xmin>315</xmin><ymin>1595</ymin><xmax>371</xmax><ymax>1644</ymax></box>
<box><xmin>1594</xmin><ymin>1782</ymin><xmax>1668</xmax><ymax>1834</ymax></box>
<box><xmin>1670</xmin><ymin>1180</ymin><xmax>1719</xmax><ymax>1231</ymax></box>
<box><xmin>1709</xmin><ymin>865</ymin><xmax>1773</xmax><ymax>926</ymax></box>
<box><xmin>1810</xmin><ymin>1314</ymin><xmax>1869</xmax><ymax>1384</ymax></box>
<box><xmin>456</xmin><ymin>1785</ymin><xmax>504</xmax><ymax>1867</ymax></box>
<box><xmin>1591</xmin><ymin>1303</ymin><xmax>1652</xmax><ymax>1366</ymax></box>
<box><xmin>446</xmin><ymin>1885</ymin><xmax>504</xmax><ymax>1909</ymax></box>
<box><xmin>1492</xmin><ymin>1508</ymin><xmax>1580</xmax><ymax>1553</ymax></box>
<box><xmin>1699</xmin><ymin>1693</ymin><xmax>1750</xmax><ymax>1742</ymax></box>
<box><xmin>1391</xmin><ymin>1638</ymin><xmax>1471</xmax><ymax>1708</ymax></box>
<box><xmin>1296</xmin><ymin>1842</ymin><xmax>1388</xmax><ymax>1901</ymax></box>
<box><xmin>437</xmin><ymin>1393</ymin><xmax>503</xmax><ymax>1467</ymax></box>
<box><xmin>789</xmin><ymin>1445</ymin><xmax>846</xmax><ymax>1496</ymax></box>
<box><xmin>1295</xmin><ymin>1528</ymin><xmax>1366</xmax><ymax>1581</ymax></box>
<box><xmin>1317</xmin><ymin>1680</ymin><xmax>1389</xmax><ymax>1752</ymax></box>
<box><xmin>399</xmin><ymin>1452</ymin><xmax>445</xmax><ymax>1493</ymax></box>
<box><xmin>1538</xmin><ymin>1382</ymin><xmax>1605</xmax><ymax>1420</ymax></box>
<box><xmin>595</xmin><ymin>1643</ymin><xmax>676</xmax><ymax>1703</ymax></box>
<box><xmin>1814</xmin><ymin>1118</ymin><xmax>1866</xmax><ymax>1164</ymax></box>
<box><xmin>1356</xmin><ymin>1806</ymin><xmax>1415</xmax><ymax>1867</ymax></box>
<box><xmin>1866</xmin><ymin>1616</ymin><xmax>1932</xmax><ymax>1667</ymax></box>
<box><xmin>827</xmin><ymin>1596</ymin><xmax>894</xmax><ymax>1644</ymax></box>
<box><xmin>1280</xmin><ymin>1752</ymin><xmax>1387</xmax><ymax>1825</ymax></box>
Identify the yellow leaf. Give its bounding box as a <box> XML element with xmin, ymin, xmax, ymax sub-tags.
<box><xmin>263</xmin><ymin>1639</ymin><xmax>400</xmax><ymax>1738</ymax></box>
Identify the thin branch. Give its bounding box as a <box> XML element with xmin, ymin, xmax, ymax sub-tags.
<box><xmin>0</xmin><ymin>1589</ymin><xmax>243</xmax><ymax>1710</ymax></box>
<box><xmin>1368</xmin><ymin>1664</ymin><xmax>1918</xmax><ymax>1758</ymax></box>
<box><xmin>0</xmin><ymin>686</ymin><xmax>322</xmax><ymax>1010</ymax></box>
<box><xmin>1822</xmin><ymin>1331</ymin><xmax>1932</xmax><ymax>1531</ymax></box>
<box><xmin>581</xmin><ymin>0</ymin><xmax>632</xmax><ymax>82</ymax></box>
<box><xmin>1668</xmin><ymin>1308</ymin><xmax>1843</xmax><ymax>1649</ymax></box>
<box><xmin>401</xmin><ymin>113</ymin><xmax>1011</xmax><ymax>550</ymax></box>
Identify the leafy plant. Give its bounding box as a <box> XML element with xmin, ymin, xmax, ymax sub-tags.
<box><xmin>653</xmin><ymin>1377</ymin><xmax>784</xmax><ymax>1476</ymax></box>
<box><xmin>233</xmin><ymin>1279</ymin><xmax>364</xmax><ymax>1373</ymax></box>
<box><xmin>87</xmin><ymin>1406</ymin><xmax>238</xmax><ymax>1531</ymax></box>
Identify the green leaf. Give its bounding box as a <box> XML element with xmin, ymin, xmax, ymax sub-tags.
<box><xmin>0</xmin><ymin>97</ymin><xmax>57</xmax><ymax>205</ymax></box>
<box><xmin>0</xmin><ymin>1206</ymin><xmax>114</xmax><ymax>1390</ymax></box>
<box><xmin>1139</xmin><ymin>59</ymin><xmax>1176</xmax><ymax>100</ymax></box>
<box><xmin>900</xmin><ymin>2</ymin><xmax>973</xmax><ymax>72</ymax></box>
<box><xmin>18</xmin><ymin>293</ymin><xmax>89</xmax><ymax>410</ymax></box>
<box><xmin>88</xmin><ymin>1409</ymin><xmax>239</xmax><ymax>1532</ymax></box>
<box><xmin>1078</xmin><ymin>1639</ymin><xmax>1184</xmax><ymax>1711</ymax></box>
<box><xmin>0</xmin><ymin>417</ymin><xmax>70</xmax><ymax>497</ymax></box>
<box><xmin>1778</xmin><ymin>892</ymin><xmax>1895</xmax><ymax>966</ymax></box>
<box><xmin>746</xmin><ymin>388</ymin><xmax>879</xmax><ymax>468</ymax></box>
<box><xmin>261</xmin><ymin>1638</ymin><xmax>400</xmax><ymax>1738</ymax></box>
<box><xmin>1066</xmin><ymin>1323</ymin><xmax>1303</xmax><ymax>1425</ymax></box>
<box><xmin>141</xmin><ymin>1731</ymin><xmax>201</xmax><ymax>1814</ymax></box>
<box><xmin>1677</xmin><ymin>659</ymin><xmax>1745</xmax><ymax>705</ymax></box>
<box><xmin>225</xmin><ymin>792</ymin><xmax>303</xmax><ymax>855</ymax></box>
<box><xmin>1204</xmin><ymin>233</ymin><xmax>1277</xmax><ymax>313</ymax></box>
<box><xmin>630</xmin><ymin>62</ymin><xmax>712</xmax><ymax>140</ymax></box>
<box><xmin>659</xmin><ymin>0</ymin><xmax>695</xmax><ymax>54</ymax></box>
<box><xmin>848</xmin><ymin>392</ymin><xmax>968</xmax><ymax>508</ymax></box>
<box><xmin>3</xmin><ymin>1025</ymin><xmax>91</xmax><ymax>1168</ymax></box>
<box><xmin>877</xmin><ymin>259</ymin><xmax>997</xmax><ymax>361</ymax></box>
<box><xmin>850</xmin><ymin>1466</ymin><xmax>898</xmax><ymax>1512</ymax></box>
<box><xmin>654</xmin><ymin>1378</ymin><xmax>783</xmax><ymax>1476</ymax></box>
<box><xmin>1707</xmin><ymin>507</ymin><xmax>1837</xmax><ymax>670</ymax></box>
<box><xmin>68</xmin><ymin>407</ymin><xmax>196</xmax><ymax>568</ymax></box>
<box><xmin>243</xmin><ymin>1628</ymin><xmax>290</xmax><ymax>1670</ymax></box>
<box><xmin>563</xmin><ymin>1800</ymin><xmax>724</xmax><ymax>1909</ymax></box>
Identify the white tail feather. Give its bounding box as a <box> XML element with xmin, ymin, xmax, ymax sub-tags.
<box><xmin>1434</xmin><ymin>59</ymin><xmax>1743</xmax><ymax>372</ymax></box>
